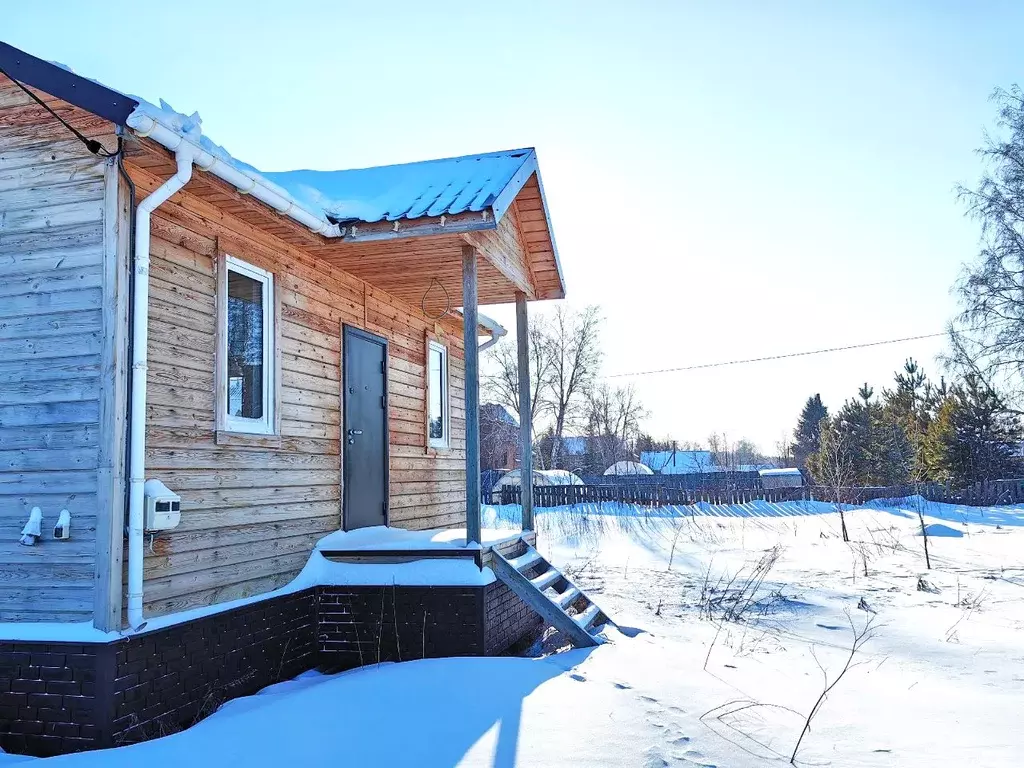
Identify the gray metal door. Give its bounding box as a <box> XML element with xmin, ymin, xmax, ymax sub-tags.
<box><xmin>343</xmin><ymin>325</ymin><xmax>389</xmax><ymax>529</ymax></box>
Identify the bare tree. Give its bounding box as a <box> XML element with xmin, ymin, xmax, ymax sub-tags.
<box><xmin>775</xmin><ymin>436</ymin><xmax>795</xmax><ymax>467</ymax></box>
<box><xmin>482</xmin><ymin>314</ymin><xmax>553</xmax><ymax>438</ymax></box>
<box><xmin>809</xmin><ymin>417</ymin><xmax>853</xmax><ymax>542</ymax></box>
<box><xmin>949</xmin><ymin>86</ymin><xmax>1024</xmax><ymax>412</ymax></box>
<box><xmin>585</xmin><ymin>382</ymin><xmax>648</xmax><ymax>469</ymax></box>
<box><xmin>790</xmin><ymin>610</ymin><xmax>877</xmax><ymax>764</ymax></box>
<box><xmin>546</xmin><ymin>305</ymin><xmax>603</xmax><ymax>468</ymax></box>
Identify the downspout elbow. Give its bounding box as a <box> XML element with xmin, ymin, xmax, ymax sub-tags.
<box><xmin>478</xmin><ymin>326</ymin><xmax>506</xmax><ymax>352</ymax></box>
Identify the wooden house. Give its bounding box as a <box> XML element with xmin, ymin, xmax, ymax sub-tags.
<box><xmin>0</xmin><ymin>41</ymin><xmax>610</xmax><ymax>756</ymax></box>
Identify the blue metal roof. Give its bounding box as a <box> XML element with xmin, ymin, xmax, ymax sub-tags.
<box><xmin>264</xmin><ymin>148</ymin><xmax>537</xmax><ymax>225</ymax></box>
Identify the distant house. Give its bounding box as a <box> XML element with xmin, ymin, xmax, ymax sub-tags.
<box><xmin>759</xmin><ymin>468</ymin><xmax>804</xmax><ymax>489</ymax></box>
<box><xmin>736</xmin><ymin>462</ymin><xmax>777</xmax><ymax>473</ymax></box>
<box><xmin>641</xmin><ymin>450</ymin><xmax>723</xmax><ymax>475</ymax></box>
<box><xmin>481</xmin><ymin>403</ymin><xmax>519</xmax><ymax>470</ymax></box>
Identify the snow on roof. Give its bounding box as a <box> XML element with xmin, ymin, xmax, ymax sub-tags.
<box><xmin>27</xmin><ymin>48</ymin><xmax>546</xmax><ymax>243</ymax></box>
<box><xmin>603</xmin><ymin>461</ymin><xmax>655</xmax><ymax>476</ymax></box>
<box><xmin>492</xmin><ymin>469</ymin><xmax>584</xmax><ymax>491</ymax></box>
<box><xmin>758</xmin><ymin>468</ymin><xmax>803</xmax><ymax>477</ymax></box>
<box><xmin>264</xmin><ymin>149</ymin><xmax>537</xmax><ymax>224</ymax></box>
<box><xmin>641</xmin><ymin>450</ymin><xmax>722</xmax><ymax>474</ymax></box>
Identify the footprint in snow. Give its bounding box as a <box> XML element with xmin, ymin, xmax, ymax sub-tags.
<box><xmin>678</xmin><ymin>749</ymin><xmax>715</xmax><ymax>767</ymax></box>
<box><xmin>613</xmin><ymin>681</ymin><xmax>632</xmax><ymax>689</ymax></box>
<box><xmin>643</xmin><ymin>749</ymin><xmax>669</xmax><ymax>768</ymax></box>
<box><xmin>640</xmin><ymin>694</ymin><xmax>659</xmax><ymax>703</ymax></box>
<box><xmin>569</xmin><ymin>673</ymin><xmax>586</xmax><ymax>682</ymax></box>
<box><xmin>816</xmin><ymin>623</ymin><xmax>843</xmax><ymax>631</ymax></box>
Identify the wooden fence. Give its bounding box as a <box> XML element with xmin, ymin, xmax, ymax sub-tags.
<box><xmin>494</xmin><ymin>478</ymin><xmax>1024</xmax><ymax>508</ymax></box>
<box><xmin>497</xmin><ymin>484</ymin><xmax>808</xmax><ymax>507</ymax></box>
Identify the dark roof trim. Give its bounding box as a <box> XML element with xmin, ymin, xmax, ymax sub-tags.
<box><xmin>0</xmin><ymin>41</ymin><xmax>138</xmax><ymax>126</ymax></box>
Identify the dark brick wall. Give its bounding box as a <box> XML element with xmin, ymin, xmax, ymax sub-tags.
<box><xmin>111</xmin><ymin>589</ymin><xmax>317</xmax><ymax>745</ymax></box>
<box><xmin>318</xmin><ymin>586</ymin><xmax>484</xmax><ymax>669</ymax></box>
<box><xmin>484</xmin><ymin>581</ymin><xmax>543</xmax><ymax>655</ymax></box>
<box><xmin>0</xmin><ymin>642</ymin><xmax>102</xmax><ymax>756</ymax></box>
<box><xmin>0</xmin><ymin>575</ymin><xmax>543</xmax><ymax>758</ymax></box>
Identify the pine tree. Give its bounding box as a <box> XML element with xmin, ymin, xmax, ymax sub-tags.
<box><xmin>835</xmin><ymin>384</ymin><xmax>912</xmax><ymax>486</ymax></box>
<box><xmin>923</xmin><ymin>375</ymin><xmax>1023</xmax><ymax>485</ymax></box>
<box><xmin>793</xmin><ymin>394</ymin><xmax>828</xmax><ymax>470</ymax></box>
<box><xmin>882</xmin><ymin>359</ymin><xmax>933</xmax><ymax>482</ymax></box>
<box><xmin>922</xmin><ymin>397</ymin><xmax>957</xmax><ymax>482</ymax></box>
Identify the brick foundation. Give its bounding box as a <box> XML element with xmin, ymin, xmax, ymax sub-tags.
<box><xmin>318</xmin><ymin>586</ymin><xmax>484</xmax><ymax>668</ymax></box>
<box><xmin>483</xmin><ymin>581</ymin><xmax>543</xmax><ymax>655</ymax></box>
<box><xmin>110</xmin><ymin>590</ymin><xmax>318</xmax><ymax>746</ymax></box>
<box><xmin>0</xmin><ymin>643</ymin><xmax>102</xmax><ymax>756</ymax></box>
<box><xmin>0</xmin><ymin>579</ymin><xmax>540</xmax><ymax>757</ymax></box>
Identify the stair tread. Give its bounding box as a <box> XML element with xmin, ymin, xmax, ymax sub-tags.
<box><xmin>530</xmin><ymin>567</ymin><xmax>562</xmax><ymax>592</ymax></box>
<box><xmin>555</xmin><ymin>587</ymin><xmax>581</xmax><ymax>609</ymax></box>
<box><xmin>491</xmin><ymin>542</ymin><xmax>609</xmax><ymax>650</ymax></box>
<box><xmin>576</xmin><ymin>603</ymin><xmax>602</xmax><ymax>631</ymax></box>
<box><xmin>508</xmin><ymin>548</ymin><xmax>543</xmax><ymax>573</ymax></box>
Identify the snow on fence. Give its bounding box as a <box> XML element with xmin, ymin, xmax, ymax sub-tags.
<box><xmin>493</xmin><ymin>478</ymin><xmax>1024</xmax><ymax>508</ymax></box>
<box><xmin>497</xmin><ymin>483</ymin><xmax>808</xmax><ymax>507</ymax></box>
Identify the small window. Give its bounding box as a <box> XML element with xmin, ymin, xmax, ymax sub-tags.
<box><xmin>223</xmin><ymin>256</ymin><xmax>274</xmax><ymax>434</ymax></box>
<box><xmin>428</xmin><ymin>340</ymin><xmax>449</xmax><ymax>448</ymax></box>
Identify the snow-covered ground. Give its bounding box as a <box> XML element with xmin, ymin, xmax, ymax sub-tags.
<box><xmin>7</xmin><ymin>498</ymin><xmax>1024</xmax><ymax>766</ymax></box>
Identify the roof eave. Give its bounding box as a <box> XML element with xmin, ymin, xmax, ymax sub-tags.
<box><xmin>0</xmin><ymin>41</ymin><xmax>138</xmax><ymax>126</ymax></box>
<box><xmin>487</xmin><ymin>149</ymin><xmax>567</xmax><ymax>301</ymax></box>
<box><xmin>489</xmin><ymin>150</ymin><xmax>538</xmax><ymax>224</ymax></box>
<box><xmin>529</xmin><ymin>161</ymin><xmax>567</xmax><ymax>300</ymax></box>
<box><xmin>340</xmin><ymin>209</ymin><xmax>498</xmax><ymax>243</ymax></box>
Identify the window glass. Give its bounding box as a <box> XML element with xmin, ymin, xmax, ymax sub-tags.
<box><xmin>227</xmin><ymin>268</ymin><xmax>265</xmax><ymax>421</ymax></box>
<box><xmin>428</xmin><ymin>343</ymin><xmax>447</xmax><ymax>444</ymax></box>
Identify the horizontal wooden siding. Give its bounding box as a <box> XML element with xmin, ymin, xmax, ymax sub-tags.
<box><xmin>130</xmin><ymin>160</ymin><xmax>467</xmax><ymax>619</ymax></box>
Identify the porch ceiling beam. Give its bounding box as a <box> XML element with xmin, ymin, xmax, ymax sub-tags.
<box><xmin>461</xmin><ymin>231</ymin><xmax>534</xmax><ymax>299</ymax></box>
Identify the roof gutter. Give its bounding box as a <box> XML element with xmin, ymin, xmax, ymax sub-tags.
<box><xmin>126</xmin><ymin>111</ymin><xmax>342</xmax><ymax>238</ymax></box>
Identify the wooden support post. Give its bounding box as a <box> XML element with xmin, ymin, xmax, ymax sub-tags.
<box><xmin>515</xmin><ymin>291</ymin><xmax>534</xmax><ymax>532</ymax></box>
<box><xmin>462</xmin><ymin>246</ymin><xmax>482</xmax><ymax>545</ymax></box>
<box><xmin>94</xmin><ymin>161</ymin><xmax>131</xmax><ymax>631</ymax></box>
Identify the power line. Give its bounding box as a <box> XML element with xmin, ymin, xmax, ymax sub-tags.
<box><xmin>606</xmin><ymin>331</ymin><xmax>948</xmax><ymax>379</ymax></box>
<box><xmin>0</xmin><ymin>65</ymin><xmax>118</xmax><ymax>158</ymax></box>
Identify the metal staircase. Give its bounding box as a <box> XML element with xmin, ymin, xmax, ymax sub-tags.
<box><xmin>491</xmin><ymin>544</ymin><xmax>611</xmax><ymax>648</ymax></box>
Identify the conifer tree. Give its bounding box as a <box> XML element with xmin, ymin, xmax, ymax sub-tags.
<box><xmin>793</xmin><ymin>394</ymin><xmax>828</xmax><ymax>470</ymax></box>
<box><xmin>923</xmin><ymin>375</ymin><xmax>1023</xmax><ymax>485</ymax></box>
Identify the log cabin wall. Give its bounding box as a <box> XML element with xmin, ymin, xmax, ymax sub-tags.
<box><xmin>129</xmin><ymin>162</ymin><xmax>469</xmax><ymax>619</ymax></box>
<box><xmin>0</xmin><ymin>80</ymin><xmax>124</xmax><ymax>622</ymax></box>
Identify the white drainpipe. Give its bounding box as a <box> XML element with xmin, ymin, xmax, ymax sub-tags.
<box><xmin>125</xmin><ymin>123</ymin><xmax>199</xmax><ymax>630</ymax></box>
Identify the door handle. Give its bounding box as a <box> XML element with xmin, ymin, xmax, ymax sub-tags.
<box><xmin>348</xmin><ymin>429</ymin><xmax>363</xmax><ymax>436</ymax></box>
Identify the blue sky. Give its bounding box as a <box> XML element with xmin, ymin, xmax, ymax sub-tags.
<box><xmin>6</xmin><ymin>1</ymin><xmax>1021</xmax><ymax>450</ymax></box>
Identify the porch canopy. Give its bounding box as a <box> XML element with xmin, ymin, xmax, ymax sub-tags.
<box><xmin>127</xmin><ymin>137</ymin><xmax>561</xmax><ymax>541</ymax></box>
<box><xmin>126</xmin><ymin>140</ymin><xmax>564</xmax><ymax>308</ymax></box>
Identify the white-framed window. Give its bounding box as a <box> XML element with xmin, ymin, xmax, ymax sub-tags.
<box><xmin>427</xmin><ymin>340</ymin><xmax>449</xmax><ymax>448</ymax></box>
<box><xmin>222</xmin><ymin>256</ymin><xmax>275</xmax><ymax>435</ymax></box>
